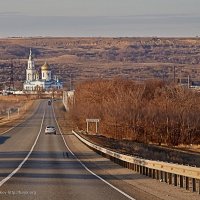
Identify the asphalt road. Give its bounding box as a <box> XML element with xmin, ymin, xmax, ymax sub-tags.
<box><xmin>0</xmin><ymin>100</ymin><xmax>137</xmax><ymax>200</ymax></box>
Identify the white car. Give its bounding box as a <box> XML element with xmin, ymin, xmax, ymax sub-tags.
<box><xmin>45</xmin><ymin>126</ymin><xmax>56</xmax><ymax>135</ymax></box>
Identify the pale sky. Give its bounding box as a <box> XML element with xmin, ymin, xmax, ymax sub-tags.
<box><xmin>0</xmin><ymin>0</ymin><xmax>200</xmax><ymax>37</ymax></box>
<box><xmin>0</xmin><ymin>0</ymin><xmax>199</xmax><ymax>17</ymax></box>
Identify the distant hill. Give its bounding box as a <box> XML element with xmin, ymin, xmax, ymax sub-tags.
<box><xmin>0</xmin><ymin>37</ymin><xmax>200</xmax><ymax>90</ymax></box>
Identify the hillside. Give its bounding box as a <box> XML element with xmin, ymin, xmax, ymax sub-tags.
<box><xmin>1</xmin><ymin>37</ymin><xmax>200</xmax><ymax>90</ymax></box>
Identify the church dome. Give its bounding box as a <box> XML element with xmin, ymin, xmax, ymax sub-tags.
<box><xmin>41</xmin><ymin>62</ymin><xmax>50</xmax><ymax>71</ymax></box>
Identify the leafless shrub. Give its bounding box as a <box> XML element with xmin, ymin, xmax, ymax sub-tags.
<box><xmin>70</xmin><ymin>78</ymin><xmax>200</xmax><ymax>146</ymax></box>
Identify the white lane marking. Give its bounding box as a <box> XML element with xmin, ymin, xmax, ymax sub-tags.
<box><xmin>0</xmin><ymin>111</ymin><xmax>45</xmax><ymax>187</ymax></box>
<box><xmin>52</xmin><ymin>104</ymin><xmax>136</xmax><ymax>200</ymax></box>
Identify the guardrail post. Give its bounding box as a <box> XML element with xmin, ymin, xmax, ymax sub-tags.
<box><xmin>148</xmin><ymin>168</ymin><xmax>150</xmax><ymax>177</ymax></box>
<box><xmin>192</xmin><ymin>178</ymin><xmax>196</xmax><ymax>192</ymax></box>
<box><xmin>186</xmin><ymin>177</ymin><xmax>189</xmax><ymax>190</ymax></box>
<box><xmin>142</xmin><ymin>166</ymin><xmax>144</xmax><ymax>175</ymax></box>
<box><xmin>164</xmin><ymin>172</ymin><xmax>168</xmax><ymax>183</ymax></box>
<box><xmin>199</xmin><ymin>180</ymin><xmax>200</xmax><ymax>194</ymax></box>
<box><xmin>137</xmin><ymin>165</ymin><xmax>139</xmax><ymax>173</ymax></box>
<box><xmin>168</xmin><ymin>173</ymin><xmax>172</xmax><ymax>185</ymax></box>
<box><xmin>160</xmin><ymin>171</ymin><xmax>163</xmax><ymax>182</ymax></box>
<box><xmin>180</xmin><ymin>175</ymin><xmax>184</xmax><ymax>188</ymax></box>
<box><xmin>143</xmin><ymin>166</ymin><xmax>146</xmax><ymax>175</ymax></box>
<box><xmin>153</xmin><ymin>169</ymin><xmax>156</xmax><ymax>179</ymax></box>
<box><xmin>145</xmin><ymin>167</ymin><xmax>148</xmax><ymax>176</ymax></box>
<box><xmin>174</xmin><ymin>174</ymin><xmax>178</xmax><ymax>186</ymax></box>
<box><xmin>139</xmin><ymin>166</ymin><xmax>142</xmax><ymax>174</ymax></box>
<box><xmin>131</xmin><ymin>163</ymin><xmax>134</xmax><ymax>170</ymax></box>
<box><xmin>156</xmin><ymin>170</ymin><xmax>159</xmax><ymax>180</ymax></box>
<box><xmin>149</xmin><ymin>169</ymin><xmax>152</xmax><ymax>178</ymax></box>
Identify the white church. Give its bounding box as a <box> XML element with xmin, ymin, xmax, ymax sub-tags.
<box><xmin>23</xmin><ymin>49</ymin><xmax>63</xmax><ymax>91</ymax></box>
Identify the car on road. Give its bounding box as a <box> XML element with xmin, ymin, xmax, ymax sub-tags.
<box><xmin>45</xmin><ymin>126</ymin><xmax>56</xmax><ymax>135</ymax></box>
<box><xmin>48</xmin><ymin>100</ymin><xmax>51</xmax><ymax>105</ymax></box>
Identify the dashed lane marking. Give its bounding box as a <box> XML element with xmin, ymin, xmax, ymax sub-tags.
<box><xmin>0</xmin><ymin>111</ymin><xmax>45</xmax><ymax>187</ymax></box>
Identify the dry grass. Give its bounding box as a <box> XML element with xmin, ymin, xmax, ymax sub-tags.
<box><xmin>176</xmin><ymin>144</ymin><xmax>200</xmax><ymax>153</ymax></box>
<box><xmin>0</xmin><ymin>97</ymin><xmax>35</xmax><ymax>134</ymax></box>
<box><xmin>0</xmin><ymin>95</ymin><xmax>30</xmax><ymax>116</ymax></box>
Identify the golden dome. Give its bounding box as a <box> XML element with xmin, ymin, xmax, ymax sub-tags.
<box><xmin>41</xmin><ymin>62</ymin><xmax>50</xmax><ymax>71</ymax></box>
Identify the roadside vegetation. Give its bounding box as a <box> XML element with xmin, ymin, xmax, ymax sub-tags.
<box><xmin>0</xmin><ymin>95</ymin><xmax>35</xmax><ymax>121</ymax></box>
<box><xmin>70</xmin><ymin>78</ymin><xmax>200</xmax><ymax>147</ymax></box>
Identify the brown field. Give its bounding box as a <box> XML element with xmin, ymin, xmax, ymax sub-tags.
<box><xmin>0</xmin><ymin>95</ymin><xmax>33</xmax><ymax>122</ymax></box>
<box><xmin>0</xmin><ymin>97</ymin><xmax>36</xmax><ymax>134</ymax></box>
<box><xmin>1</xmin><ymin>37</ymin><xmax>200</xmax><ymax>90</ymax></box>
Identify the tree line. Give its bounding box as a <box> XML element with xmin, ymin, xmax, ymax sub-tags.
<box><xmin>70</xmin><ymin>78</ymin><xmax>200</xmax><ymax>146</ymax></box>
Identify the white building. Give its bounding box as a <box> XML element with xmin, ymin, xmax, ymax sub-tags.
<box><xmin>23</xmin><ymin>49</ymin><xmax>63</xmax><ymax>91</ymax></box>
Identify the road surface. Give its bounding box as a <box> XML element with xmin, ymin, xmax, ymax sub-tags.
<box><xmin>0</xmin><ymin>100</ymin><xmax>137</xmax><ymax>200</ymax></box>
<box><xmin>0</xmin><ymin>100</ymin><xmax>199</xmax><ymax>200</ymax></box>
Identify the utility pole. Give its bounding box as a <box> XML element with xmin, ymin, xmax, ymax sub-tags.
<box><xmin>188</xmin><ymin>75</ymin><xmax>190</xmax><ymax>89</ymax></box>
<box><xmin>70</xmin><ymin>73</ymin><xmax>72</xmax><ymax>91</ymax></box>
<box><xmin>173</xmin><ymin>66</ymin><xmax>176</xmax><ymax>83</ymax></box>
<box><xmin>179</xmin><ymin>68</ymin><xmax>182</xmax><ymax>85</ymax></box>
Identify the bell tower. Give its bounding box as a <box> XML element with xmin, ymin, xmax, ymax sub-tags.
<box><xmin>26</xmin><ymin>48</ymin><xmax>37</xmax><ymax>81</ymax></box>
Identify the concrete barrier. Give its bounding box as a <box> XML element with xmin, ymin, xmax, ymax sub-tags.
<box><xmin>73</xmin><ymin>130</ymin><xmax>200</xmax><ymax>194</ymax></box>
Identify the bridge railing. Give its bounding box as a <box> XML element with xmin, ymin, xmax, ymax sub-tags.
<box><xmin>72</xmin><ymin>130</ymin><xmax>200</xmax><ymax>194</ymax></box>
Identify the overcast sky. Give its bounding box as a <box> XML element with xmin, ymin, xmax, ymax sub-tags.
<box><xmin>0</xmin><ymin>0</ymin><xmax>200</xmax><ymax>37</ymax></box>
<box><xmin>0</xmin><ymin>0</ymin><xmax>199</xmax><ymax>17</ymax></box>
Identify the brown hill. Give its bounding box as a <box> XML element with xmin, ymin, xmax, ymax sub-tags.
<box><xmin>0</xmin><ymin>37</ymin><xmax>200</xmax><ymax>90</ymax></box>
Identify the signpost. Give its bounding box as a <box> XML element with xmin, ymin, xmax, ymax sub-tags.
<box><xmin>86</xmin><ymin>119</ymin><xmax>100</xmax><ymax>134</ymax></box>
<box><xmin>7</xmin><ymin>109</ymin><xmax>10</xmax><ymax>119</ymax></box>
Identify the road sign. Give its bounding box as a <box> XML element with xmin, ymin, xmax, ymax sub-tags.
<box><xmin>86</xmin><ymin>119</ymin><xmax>100</xmax><ymax>123</ymax></box>
<box><xmin>86</xmin><ymin>119</ymin><xmax>100</xmax><ymax>133</ymax></box>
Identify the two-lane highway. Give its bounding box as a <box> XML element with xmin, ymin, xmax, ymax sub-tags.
<box><xmin>0</xmin><ymin>100</ymin><xmax>135</xmax><ymax>200</ymax></box>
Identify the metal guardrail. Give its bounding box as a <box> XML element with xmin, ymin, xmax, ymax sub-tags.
<box><xmin>73</xmin><ymin>130</ymin><xmax>200</xmax><ymax>194</ymax></box>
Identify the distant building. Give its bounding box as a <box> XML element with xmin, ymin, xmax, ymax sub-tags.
<box><xmin>23</xmin><ymin>49</ymin><xmax>62</xmax><ymax>91</ymax></box>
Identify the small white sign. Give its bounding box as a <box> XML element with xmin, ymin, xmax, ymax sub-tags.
<box><xmin>86</xmin><ymin>119</ymin><xmax>100</xmax><ymax>123</ymax></box>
